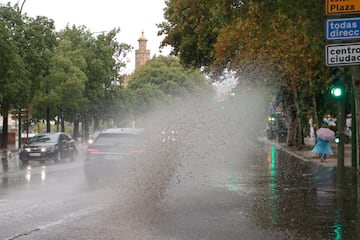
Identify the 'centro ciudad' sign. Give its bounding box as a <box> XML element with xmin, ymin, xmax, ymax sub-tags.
<box><xmin>326</xmin><ymin>0</ymin><xmax>360</xmax><ymax>15</ymax></box>
<box><xmin>326</xmin><ymin>43</ymin><xmax>360</xmax><ymax>66</ymax></box>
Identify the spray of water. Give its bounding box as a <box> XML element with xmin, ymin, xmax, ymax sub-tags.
<box><xmin>97</xmin><ymin>74</ymin><xmax>269</xmax><ymax>233</ymax></box>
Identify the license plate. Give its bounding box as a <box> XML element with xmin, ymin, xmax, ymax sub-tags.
<box><xmin>29</xmin><ymin>153</ymin><xmax>41</xmax><ymax>157</ymax></box>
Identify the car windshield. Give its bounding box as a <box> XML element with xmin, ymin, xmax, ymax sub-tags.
<box><xmin>94</xmin><ymin>134</ymin><xmax>138</xmax><ymax>146</ymax></box>
<box><xmin>28</xmin><ymin>134</ymin><xmax>59</xmax><ymax>144</ymax></box>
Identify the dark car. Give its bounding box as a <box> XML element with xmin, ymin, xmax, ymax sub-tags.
<box><xmin>85</xmin><ymin>128</ymin><xmax>144</xmax><ymax>162</ymax></box>
<box><xmin>19</xmin><ymin>132</ymin><xmax>77</xmax><ymax>164</ymax></box>
<box><xmin>84</xmin><ymin>128</ymin><xmax>144</xmax><ymax>178</ymax></box>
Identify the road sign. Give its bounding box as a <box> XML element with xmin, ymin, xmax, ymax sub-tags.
<box><xmin>326</xmin><ymin>0</ymin><xmax>360</xmax><ymax>15</ymax></box>
<box><xmin>326</xmin><ymin>17</ymin><xmax>360</xmax><ymax>40</ymax></box>
<box><xmin>326</xmin><ymin>42</ymin><xmax>360</xmax><ymax>66</ymax></box>
<box><xmin>9</xmin><ymin>108</ymin><xmax>31</xmax><ymax>120</ymax></box>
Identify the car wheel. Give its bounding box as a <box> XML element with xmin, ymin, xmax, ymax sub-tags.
<box><xmin>53</xmin><ymin>151</ymin><xmax>62</xmax><ymax>163</ymax></box>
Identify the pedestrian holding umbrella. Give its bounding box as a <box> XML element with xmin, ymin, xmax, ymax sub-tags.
<box><xmin>311</xmin><ymin>127</ymin><xmax>334</xmax><ymax>162</ymax></box>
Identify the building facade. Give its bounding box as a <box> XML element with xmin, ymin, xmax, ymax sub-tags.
<box><xmin>123</xmin><ymin>31</ymin><xmax>151</xmax><ymax>88</ymax></box>
<box><xmin>135</xmin><ymin>31</ymin><xmax>150</xmax><ymax>69</ymax></box>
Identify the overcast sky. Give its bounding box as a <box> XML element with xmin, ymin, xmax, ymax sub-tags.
<box><xmin>0</xmin><ymin>0</ymin><xmax>171</xmax><ymax>73</ymax></box>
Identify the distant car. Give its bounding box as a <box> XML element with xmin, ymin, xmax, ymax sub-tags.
<box><xmin>19</xmin><ymin>132</ymin><xmax>77</xmax><ymax>164</ymax></box>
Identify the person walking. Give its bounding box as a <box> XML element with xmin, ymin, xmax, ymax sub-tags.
<box><xmin>311</xmin><ymin>127</ymin><xmax>335</xmax><ymax>162</ymax></box>
<box><xmin>311</xmin><ymin>137</ymin><xmax>334</xmax><ymax>162</ymax></box>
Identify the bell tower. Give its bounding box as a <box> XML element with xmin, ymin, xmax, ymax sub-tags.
<box><xmin>135</xmin><ymin>31</ymin><xmax>150</xmax><ymax>69</ymax></box>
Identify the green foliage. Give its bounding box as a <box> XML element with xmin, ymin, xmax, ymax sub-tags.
<box><xmin>31</xmin><ymin>26</ymin><xmax>87</xmax><ymax>122</ymax></box>
<box><xmin>127</xmin><ymin>56</ymin><xmax>213</xmax><ymax>117</ymax></box>
<box><xmin>0</xmin><ymin>3</ymin><xmax>213</xmax><ymax>136</ymax></box>
<box><xmin>0</xmin><ymin>4</ymin><xmax>31</xmax><ymax>112</ymax></box>
<box><xmin>159</xmin><ymin>0</ymin><xmax>329</xmax><ymax>146</ymax></box>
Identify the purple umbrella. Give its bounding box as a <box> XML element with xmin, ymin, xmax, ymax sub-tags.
<box><xmin>316</xmin><ymin>127</ymin><xmax>335</xmax><ymax>141</ymax></box>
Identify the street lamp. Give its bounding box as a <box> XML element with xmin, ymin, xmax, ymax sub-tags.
<box><xmin>19</xmin><ymin>0</ymin><xmax>27</xmax><ymax>14</ymax></box>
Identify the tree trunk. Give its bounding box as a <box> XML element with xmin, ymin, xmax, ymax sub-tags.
<box><xmin>312</xmin><ymin>96</ymin><xmax>319</xmax><ymax>130</ymax></box>
<box><xmin>285</xmin><ymin>87</ymin><xmax>300</xmax><ymax>147</ymax></box>
<box><xmin>94</xmin><ymin>114</ymin><xmax>99</xmax><ymax>131</ymax></box>
<box><xmin>1</xmin><ymin>113</ymin><xmax>8</xmax><ymax>149</ymax></box>
<box><xmin>84</xmin><ymin>113</ymin><xmax>89</xmax><ymax>142</ymax></box>
<box><xmin>294</xmin><ymin>89</ymin><xmax>302</xmax><ymax>146</ymax></box>
<box><xmin>351</xmin><ymin>66</ymin><xmax>360</xmax><ymax>165</ymax></box>
<box><xmin>46</xmin><ymin>106</ymin><xmax>51</xmax><ymax>132</ymax></box>
<box><xmin>61</xmin><ymin>117</ymin><xmax>65</xmax><ymax>132</ymax></box>
<box><xmin>73</xmin><ymin>119</ymin><xmax>79</xmax><ymax>142</ymax></box>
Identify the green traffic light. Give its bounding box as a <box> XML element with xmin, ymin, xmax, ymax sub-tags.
<box><xmin>330</xmin><ymin>67</ymin><xmax>344</xmax><ymax>99</ymax></box>
<box><xmin>334</xmin><ymin>137</ymin><xmax>340</xmax><ymax>144</ymax></box>
<box><xmin>331</xmin><ymin>87</ymin><xmax>343</xmax><ymax>97</ymax></box>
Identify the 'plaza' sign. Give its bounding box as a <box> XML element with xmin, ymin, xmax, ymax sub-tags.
<box><xmin>326</xmin><ymin>0</ymin><xmax>360</xmax><ymax>15</ymax></box>
<box><xmin>326</xmin><ymin>42</ymin><xmax>360</xmax><ymax>66</ymax></box>
<box><xmin>326</xmin><ymin>17</ymin><xmax>360</xmax><ymax>40</ymax></box>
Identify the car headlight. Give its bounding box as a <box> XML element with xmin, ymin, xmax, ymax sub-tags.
<box><xmin>24</xmin><ymin>147</ymin><xmax>31</xmax><ymax>152</ymax></box>
<box><xmin>41</xmin><ymin>146</ymin><xmax>55</xmax><ymax>152</ymax></box>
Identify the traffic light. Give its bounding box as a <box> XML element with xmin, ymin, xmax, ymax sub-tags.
<box><xmin>333</xmin><ymin>136</ymin><xmax>340</xmax><ymax>144</ymax></box>
<box><xmin>330</xmin><ymin>78</ymin><xmax>344</xmax><ymax>98</ymax></box>
<box><xmin>330</xmin><ymin>67</ymin><xmax>344</xmax><ymax>99</ymax></box>
<box><xmin>330</xmin><ymin>84</ymin><xmax>344</xmax><ymax>98</ymax></box>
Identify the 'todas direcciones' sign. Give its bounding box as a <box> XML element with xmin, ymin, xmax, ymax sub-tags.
<box><xmin>326</xmin><ymin>42</ymin><xmax>360</xmax><ymax>66</ymax></box>
<box><xmin>326</xmin><ymin>17</ymin><xmax>360</xmax><ymax>40</ymax></box>
<box><xmin>326</xmin><ymin>0</ymin><xmax>360</xmax><ymax>15</ymax></box>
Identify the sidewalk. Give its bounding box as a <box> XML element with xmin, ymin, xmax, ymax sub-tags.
<box><xmin>288</xmin><ymin>137</ymin><xmax>354</xmax><ymax>168</ymax></box>
<box><xmin>0</xmin><ymin>146</ymin><xmax>20</xmax><ymax>173</ymax></box>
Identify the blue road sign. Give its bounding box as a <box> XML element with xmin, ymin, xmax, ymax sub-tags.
<box><xmin>326</xmin><ymin>17</ymin><xmax>360</xmax><ymax>40</ymax></box>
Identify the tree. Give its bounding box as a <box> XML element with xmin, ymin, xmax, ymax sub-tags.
<box><xmin>0</xmin><ymin>3</ymin><xmax>57</xmax><ymax>147</ymax></box>
<box><xmin>159</xmin><ymin>0</ymin><xmax>328</xmax><ymax>147</ymax></box>
<box><xmin>29</xmin><ymin>25</ymin><xmax>131</xmax><ymax>140</ymax></box>
<box><xmin>81</xmin><ymin>28</ymin><xmax>132</xmax><ymax>136</ymax></box>
<box><xmin>30</xmin><ymin>25</ymin><xmax>87</xmax><ymax>135</ymax></box>
<box><xmin>0</xmin><ymin>4</ymin><xmax>30</xmax><ymax>148</ymax></box>
<box><xmin>213</xmin><ymin>2</ymin><xmax>326</xmax><ymax>146</ymax></box>
<box><xmin>158</xmin><ymin>0</ymin><xmax>244</xmax><ymax>72</ymax></box>
<box><xmin>127</xmin><ymin>56</ymin><xmax>213</xmax><ymax>121</ymax></box>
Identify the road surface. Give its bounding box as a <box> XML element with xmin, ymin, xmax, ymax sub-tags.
<box><xmin>1</xmin><ymin>134</ymin><xmax>360</xmax><ymax>240</ymax></box>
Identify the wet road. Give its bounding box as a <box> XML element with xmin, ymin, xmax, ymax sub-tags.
<box><xmin>1</xmin><ymin>136</ymin><xmax>360</xmax><ymax>239</ymax></box>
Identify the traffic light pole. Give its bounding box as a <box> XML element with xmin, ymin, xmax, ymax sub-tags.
<box><xmin>336</xmin><ymin>95</ymin><xmax>346</xmax><ymax>187</ymax></box>
<box><xmin>337</xmin><ymin>98</ymin><xmax>345</xmax><ymax>168</ymax></box>
<box><xmin>331</xmin><ymin>68</ymin><xmax>345</xmax><ymax>187</ymax></box>
<box><xmin>351</xmin><ymin>82</ymin><xmax>357</xmax><ymax>168</ymax></box>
